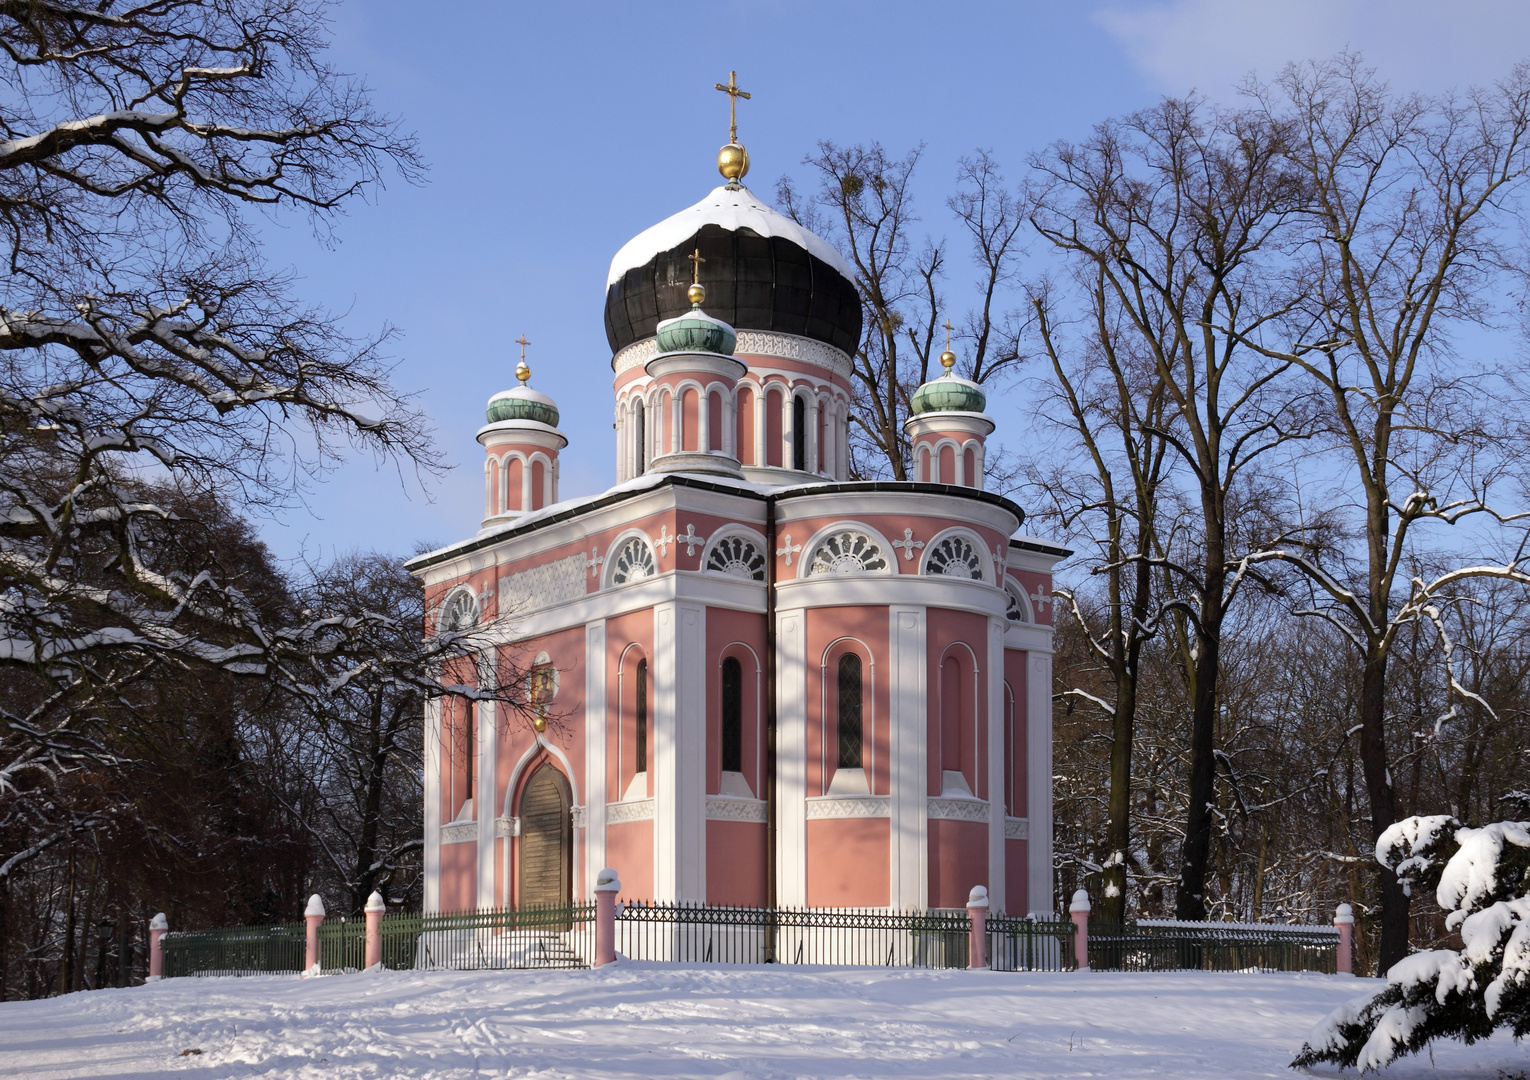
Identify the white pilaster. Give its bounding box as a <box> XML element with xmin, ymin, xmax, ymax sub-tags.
<box><xmin>1026</xmin><ymin>651</ymin><xmax>1054</xmax><ymax>916</ymax></box>
<box><xmin>676</xmin><ymin>601</ymin><xmax>707</xmax><ymax>899</ymax></box>
<box><xmin>423</xmin><ymin>697</ymin><xmax>442</xmax><ymax>913</ymax></box>
<box><xmin>889</xmin><ymin>605</ymin><xmax>928</xmax><ymax>910</ymax></box>
<box><xmin>776</xmin><ymin>607</ymin><xmax>808</xmax><ymax>905</ymax></box>
<box><xmin>985</xmin><ymin>617</ymin><xmax>1006</xmax><ymax>913</ymax></box>
<box><xmin>653</xmin><ymin>602</ymin><xmax>677</xmax><ymax>899</ymax></box>
<box><xmin>477</xmin><ymin>692</ymin><xmax>497</xmax><ymax>910</ymax></box>
<box><xmin>585</xmin><ymin>619</ymin><xmax>607</xmax><ymax>899</ymax></box>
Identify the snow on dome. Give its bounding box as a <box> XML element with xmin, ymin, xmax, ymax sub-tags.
<box><xmin>607</xmin><ymin>183</ymin><xmax>854</xmax><ymax>287</ymax></box>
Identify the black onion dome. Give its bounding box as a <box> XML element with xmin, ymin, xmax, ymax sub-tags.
<box><xmin>605</xmin><ymin>185</ymin><xmax>863</xmax><ymax>358</ymax></box>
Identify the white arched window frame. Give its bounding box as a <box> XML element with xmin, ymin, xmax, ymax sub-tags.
<box><xmin>962</xmin><ymin>438</ymin><xmax>986</xmax><ymax>490</ymax></box>
<box><xmin>604</xmin><ymin>530</ymin><xmax>659</xmax><ymax>589</ymax></box>
<box><xmin>919</xmin><ymin>526</ymin><xmax>995</xmax><ymax>583</ymax></box>
<box><xmin>798</xmin><ymin>521</ymin><xmax>897</xmax><ymax>580</ymax></box>
<box><xmin>937</xmin><ymin>639</ymin><xmax>982</xmax><ymax>796</ymax></box>
<box><xmin>615</xmin><ymin>642</ymin><xmax>649</xmax><ymax>800</ymax></box>
<box><xmin>700</xmin><ymin>526</ymin><xmax>770</xmax><ymax>582</ymax></box>
<box><xmin>718</xmin><ymin>641</ymin><xmax>764</xmax><ymax>796</ymax></box>
<box><xmin>1003</xmin><ymin>576</ymin><xmax>1035</xmax><ymax>623</ymax></box>
<box><xmin>818</xmin><ymin>636</ymin><xmax>876</xmax><ymax>795</ymax></box>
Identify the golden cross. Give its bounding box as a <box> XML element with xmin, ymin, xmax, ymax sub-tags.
<box><xmin>687</xmin><ymin>247</ymin><xmax>706</xmax><ymax>285</ymax></box>
<box><xmin>943</xmin><ymin>319</ymin><xmax>954</xmax><ymax>351</ymax></box>
<box><xmin>714</xmin><ymin>70</ymin><xmax>751</xmax><ymax>144</ymax></box>
<box><xmin>515</xmin><ymin>334</ymin><xmax>530</xmax><ymax>362</ymax></box>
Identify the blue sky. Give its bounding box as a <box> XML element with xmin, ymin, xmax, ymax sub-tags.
<box><xmin>254</xmin><ymin>0</ymin><xmax>1530</xmax><ymax>564</ymax></box>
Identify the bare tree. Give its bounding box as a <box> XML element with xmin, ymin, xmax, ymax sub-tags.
<box><xmin>1243</xmin><ymin>55</ymin><xmax>1530</xmax><ymax>970</ymax></box>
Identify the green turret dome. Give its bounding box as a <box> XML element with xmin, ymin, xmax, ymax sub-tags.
<box><xmin>486</xmin><ymin>385</ymin><xmax>559</xmax><ymax>427</ymax></box>
<box><xmin>910</xmin><ymin>372</ymin><xmax>986</xmax><ymax>415</ymax></box>
<box><xmin>655</xmin><ymin>300</ymin><xmax>737</xmax><ymax>356</ymax></box>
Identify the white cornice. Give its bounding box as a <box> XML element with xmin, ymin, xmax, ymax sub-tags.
<box><xmin>928</xmin><ymin>796</ymin><xmax>990</xmax><ymax>822</ymax></box>
<box><xmin>1004</xmin><ymin>816</ymin><xmax>1030</xmax><ymax>840</ymax></box>
<box><xmin>774</xmin><ymin>489</ymin><xmax>1018</xmax><ymax>536</ymax></box>
<box><xmin>776</xmin><ymin>574</ymin><xmax>1007</xmax><ymax>618</ymax></box>
<box><xmin>613</xmin><ymin>330</ymin><xmax>853</xmax><ymax>379</ymax></box>
<box><xmin>606</xmin><ymin>798</ymin><xmax>655</xmax><ymax>824</ymax></box>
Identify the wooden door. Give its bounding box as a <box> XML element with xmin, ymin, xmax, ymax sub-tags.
<box><xmin>519</xmin><ymin>765</ymin><xmax>571</xmax><ymax>908</ymax></box>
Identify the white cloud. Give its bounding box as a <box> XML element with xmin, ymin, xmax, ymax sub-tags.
<box><xmin>1095</xmin><ymin>0</ymin><xmax>1530</xmax><ymax>98</ymax></box>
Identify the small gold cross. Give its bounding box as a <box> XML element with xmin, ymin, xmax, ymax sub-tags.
<box><xmin>515</xmin><ymin>334</ymin><xmax>530</xmax><ymax>362</ymax></box>
<box><xmin>714</xmin><ymin>71</ymin><xmax>751</xmax><ymax>144</ymax></box>
<box><xmin>687</xmin><ymin>247</ymin><xmax>706</xmax><ymax>285</ymax></box>
<box><xmin>943</xmin><ymin>319</ymin><xmax>954</xmax><ymax>351</ymax></box>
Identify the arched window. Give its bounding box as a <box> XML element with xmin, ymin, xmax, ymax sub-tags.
<box><xmin>963</xmin><ymin>446</ymin><xmax>978</xmax><ymax>487</ymax></box>
<box><xmin>736</xmin><ymin>385</ymin><xmax>755</xmax><ymax>465</ymax></box>
<box><xmin>635</xmin><ymin>658</ymin><xmax>649</xmax><ymax>773</ymax></box>
<box><xmin>721</xmin><ymin>656</ymin><xmax>743</xmax><ymax>773</ymax></box>
<box><xmin>634</xmin><ymin>400</ymin><xmax>646</xmax><ymax>475</ymax></box>
<box><xmin>837</xmin><ymin>653</ymin><xmax>863</xmax><ymax>769</ymax></box>
<box><xmin>792</xmin><ymin>394</ymin><xmax>807</xmax><ymax>471</ymax></box>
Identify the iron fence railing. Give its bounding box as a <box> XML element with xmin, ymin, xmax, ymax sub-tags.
<box><xmin>398</xmin><ymin>903</ymin><xmax>597</xmax><ymax>971</ymax></box>
<box><xmin>161</xmin><ymin>920</ymin><xmax>307</xmax><ymax>978</ymax></box>
<box><xmin>1087</xmin><ymin>920</ymin><xmax>1338</xmax><ymax>973</ymax></box>
<box><xmin>987</xmin><ymin>914</ymin><xmax>1076</xmax><ymax>972</ymax></box>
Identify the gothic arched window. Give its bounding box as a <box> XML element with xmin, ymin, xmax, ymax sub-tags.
<box><xmin>792</xmin><ymin>394</ymin><xmax>807</xmax><ymax>471</ymax></box>
<box><xmin>634</xmin><ymin>400</ymin><xmax>646</xmax><ymax>475</ymax></box>
<box><xmin>837</xmin><ymin>653</ymin><xmax>863</xmax><ymax>769</ymax></box>
<box><xmin>721</xmin><ymin>656</ymin><xmax>743</xmax><ymax>773</ymax></box>
<box><xmin>635</xmin><ymin>658</ymin><xmax>649</xmax><ymax>773</ymax></box>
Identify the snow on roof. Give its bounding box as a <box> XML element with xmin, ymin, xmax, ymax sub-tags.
<box><xmin>606</xmin><ymin>184</ymin><xmax>856</xmax><ymax>287</ymax></box>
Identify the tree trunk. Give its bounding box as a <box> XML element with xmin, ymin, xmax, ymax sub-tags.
<box><xmin>1176</xmin><ymin>624</ymin><xmax>1220</xmax><ymax>920</ymax></box>
<box><xmin>1359</xmin><ymin>648</ymin><xmax>1409</xmax><ymax>972</ymax></box>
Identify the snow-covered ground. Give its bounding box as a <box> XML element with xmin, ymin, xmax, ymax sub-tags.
<box><xmin>0</xmin><ymin>964</ymin><xmax>1523</xmax><ymax>1079</ymax></box>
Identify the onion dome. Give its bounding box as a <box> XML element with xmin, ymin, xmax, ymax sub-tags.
<box><xmin>911</xmin><ymin>348</ymin><xmax>987</xmax><ymax>414</ymax></box>
<box><xmin>486</xmin><ymin>359</ymin><xmax>559</xmax><ymax>426</ymax></box>
<box><xmin>655</xmin><ymin>282</ymin><xmax>738</xmax><ymax>355</ymax></box>
<box><xmin>605</xmin><ymin>183</ymin><xmax>863</xmax><ymax>357</ymax></box>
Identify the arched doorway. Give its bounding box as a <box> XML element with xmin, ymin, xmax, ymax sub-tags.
<box><xmin>519</xmin><ymin>765</ymin><xmax>571</xmax><ymax>908</ymax></box>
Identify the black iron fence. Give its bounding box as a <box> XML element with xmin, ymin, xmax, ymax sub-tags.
<box><xmin>161</xmin><ymin>920</ymin><xmax>307</xmax><ymax>978</ymax></box>
<box><xmin>1087</xmin><ymin>919</ymin><xmax>1339</xmax><ymax>973</ymax></box>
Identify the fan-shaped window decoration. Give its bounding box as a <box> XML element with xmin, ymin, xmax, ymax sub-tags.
<box><xmin>925</xmin><ymin>535</ymin><xmax>985</xmax><ymax>581</ymax></box>
<box><xmin>1004</xmin><ymin>581</ymin><xmax>1029</xmax><ymax>623</ymax></box>
<box><xmin>808</xmin><ymin>531</ymin><xmax>888</xmax><ymax>576</ymax></box>
<box><xmin>706</xmin><ymin>536</ymin><xmax>766</xmax><ymax>581</ymax></box>
<box><xmin>611</xmin><ymin>537</ymin><xmax>656</xmax><ymax>585</ymax></box>
<box><xmin>440</xmin><ymin>588</ymin><xmax>478</xmax><ymax>633</ymax></box>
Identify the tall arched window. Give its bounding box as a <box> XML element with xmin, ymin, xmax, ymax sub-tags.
<box><xmin>635</xmin><ymin>658</ymin><xmax>649</xmax><ymax>773</ymax></box>
<box><xmin>721</xmin><ymin>656</ymin><xmax>743</xmax><ymax>772</ymax></box>
<box><xmin>792</xmin><ymin>395</ymin><xmax>807</xmax><ymax>471</ymax></box>
<box><xmin>634</xmin><ymin>400</ymin><xmax>646</xmax><ymax>475</ymax></box>
<box><xmin>837</xmin><ymin>653</ymin><xmax>863</xmax><ymax>769</ymax></box>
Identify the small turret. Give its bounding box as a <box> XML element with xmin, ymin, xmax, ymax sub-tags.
<box><xmin>904</xmin><ymin>332</ymin><xmax>994</xmax><ymax>489</ymax></box>
<box><xmin>479</xmin><ymin>337</ymin><xmax>567</xmax><ymax>529</ymax></box>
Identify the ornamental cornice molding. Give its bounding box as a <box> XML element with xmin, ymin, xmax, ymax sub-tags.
<box><xmin>606</xmin><ymin>798</ymin><xmax>655</xmax><ymax>824</ymax></box>
<box><xmin>705</xmin><ymin>796</ymin><xmax>767</xmax><ymax>822</ymax></box>
<box><xmin>928</xmin><ymin>796</ymin><xmax>990</xmax><ymax>823</ymax></box>
<box><xmin>441</xmin><ymin>820</ymin><xmax>478</xmax><ymax>844</ymax></box>
<box><xmin>1004</xmin><ymin>816</ymin><xmax>1030</xmax><ymax>840</ymax></box>
<box><xmin>805</xmin><ymin>795</ymin><xmax>891</xmax><ymax>819</ymax></box>
<box><xmin>494</xmin><ymin>815</ymin><xmax>520</xmax><ymax>838</ymax></box>
<box><xmin>612</xmin><ymin>331</ymin><xmax>853</xmax><ymax>379</ymax></box>
<box><xmin>571</xmin><ymin>805</ymin><xmax>588</xmax><ymax>829</ymax></box>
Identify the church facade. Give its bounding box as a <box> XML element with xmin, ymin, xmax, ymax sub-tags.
<box><xmin>406</xmin><ymin>123</ymin><xmax>1065</xmax><ymax>917</ymax></box>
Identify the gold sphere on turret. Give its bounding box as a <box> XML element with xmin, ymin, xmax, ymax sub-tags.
<box><xmin>939</xmin><ymin>349</ymin><xmax>957</xmax><ymax>371</ymax></box>
<box><xmin>718</xmin><ymin>142</ymin><xmax>750</xmax><ymax>183</ymax></box>
<box><xmin>515</xmin><ymin>360</ymin><xmax>531</xmax><ymax>385</ymax></box>
<box><xmin>688</xmin><ymin>283</ymin><xmax>707</xmax><ymax>306</ymax></box>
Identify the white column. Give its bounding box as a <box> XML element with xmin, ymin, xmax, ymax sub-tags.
<box><xmin>484</xmin><ymin>460</ymin><xmax>495</xmax><ymax>520</ymax></box>
<box><xmin>477</xmin><ymin>690</ymin><xmax>497</xmax><ymax>910</ymax></box>
<box><xmin>585</xmin><ymin>619</ymin><xmax>607</xmax><ymax>899</ymax></box>
<box><xmin>1026</xmin><ymin>651</ymin><xmax>1054</xmax><ymax>916</ymax></box>
<box><xmin>678</xmin><ymin>603</ymin><xmax>707</xmax><ymax>898</ymax></box>
<box><xmin>807</xmin><ymin>394</ymin><xmax>820</xmax><ymax>473</ymax></box>
<box><xmin>653</xmin><ymin>602</ymin><xmax>677</xmax><ymax>899</ymax></box>
<box><xmin>723</xmin><ymin>388</ymin><xmax>736</xmax><ymax>458</ymax></box>
<box><xmin>985</xmin><ymin>617</ymin><xmax>1006</xmax><ymax>914</ymax></box>
<box><xmin>423</xmin><ymin>697</ymin><xmax>443</xmax><ymax>913</ymax></box>
<box><xmin>888</xmin><ymin>605</ymin><xmax>928</xmax><ymax>910</ymax></box>
<box><xmin>776</xmin><ymin>607</ymin><xmax>808</xmax><ymax>906</ymax></box>
<box><xmin>521</xmin><ymin>461</ymin><xmax>533</xmax><ymax>514</ymax></box>
<box><xmin>671</xmin><ymin>394</ymin><xmax>682</xmax><ymax>456</ymax></box>
<box><xmin>615</xmin><ymin>405</ymin><xmax>626</xmax><ymax>482</ymax></box>
<box><xmin>783</xmin><ymin>389</ymin><xmax>797</xmax><ymax>469</ymax></box>
<box><xmin>755</xmin><ymin>383</ymin><xmax>767</xmax><ymax>466</ymax></box>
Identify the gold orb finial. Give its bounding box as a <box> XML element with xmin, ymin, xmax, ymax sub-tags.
<box><xmin>688</xmin><ymin>282</ymin><xmax>707</xmax><ymax>306</ymax></box>
<box><xmin>718</xmin><ymin>142</ymin><xmax>749</xmax><ymax>183</ymax></box>
<box><xmin>516</xmin><ymin>360</ymin><xmax>531</xmax><ymax>384</ymax></box>
<box><xmin>939</xmin><ymin>349</ymin><xmax>956</xmax><ymax>371</ymax></box>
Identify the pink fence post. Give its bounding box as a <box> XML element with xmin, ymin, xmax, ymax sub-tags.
<box><xmin>967</xmin><ymin>886</ymin><xmax>989</xmax><ymax>970</ymax></box>
<box><xmin>1334</xmin><ymin>903</ymin><xmax>1354</xmax><ymax>975</ymax></box>
<box><xmin>1069</xmin><ymin>889</ymin><xmax>1091</xmax><ymax>971</ymax></box>
<box><xmin>147</xmin><ymin>912</ymin><xmax>167</xmax><ymax>981</ymax></box>
<box><xmin>364</xmin><ymin>891</ymin><xmax>385</xmax><ymax>970</ymax></box>
<box><xmin>594</xmin><ymin>867</ymin><xmax>621</xmax><ymax>967</ymax></box>
<box><xmin>304</xmin><ymin>894</ymin><xmax>325</xmax><ymax>977</ymax></box>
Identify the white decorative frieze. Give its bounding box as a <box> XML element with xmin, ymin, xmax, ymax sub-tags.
<box><xmin>928</xmin><ymin>797</ymin><xmax>990</xmax><ymax>823</ymax></box>
<box><xmin>1004</xmin><ymin>816</ymin><xmax>1030</xmax><ymax>840</ymax></box>
<box><xmin>571</xmin><ymin>805</ymin><xmax>588</xmax><ymax>829</ymax></box>
<box><xmin>805</xmin><ymin>795</ymin><xmax>891</xmax><ymax>819</ymax></box>
<box><xmin>734</xmin><ymin>330</ymin><xmax>854</xmax><ymax>377</ymax></box>
<box><xmin>494</xmin><ymin>816</ymin><xmax>520</xmax><ymax>838</ymax></box>
<box><xmin>705</xmin><ymin>796</ymin><xmax>768</xmax><ymax>822</ymax></box>
<box><xmin>612</xmin><ymin>337</ymin><xmax>660</xmax><ymax>375</ymax></box>
<box><xmin>606</xmin><ymin>798</ymin><xmax>655</xmax><ymax>824</ymax></box>
<box><xmin>499</xmin><ymin>553</ymin><xmax>586</xmax><ymax>614</ymax></box>
<box><xmin>441</xmin><ymin>820</ymin><xmax>478</xmax><ymax>844</ymax></box>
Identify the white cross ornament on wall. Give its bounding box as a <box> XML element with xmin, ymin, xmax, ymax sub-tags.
<box><xmin>654</xmin><ymin>525</ymin><xmax>673</xmax><ymax>557</ymax></box>
<box><xmin>776</xmin><ymin>533</ymin><xmax>803</xmax><ymax>566</ymax></box>
<box><xmin>586</xmin><ymin>549</ymin><xmax>605</xmax><ymax>578</ymax></box>
<box><xmin>1030</xmin><ymin>584</ymin><xmax>1052</xmax><ymax>612</ymax></box>
<box><xmin>680</xmin><ymin>524</ymin><xmax>704</xmax><ymax>556</ymax></box>
<box><xmin>892</xmin><ymin>528</ymin><xmax>924</xmax><ymax>561</ymax></box>
<box><xmin>993</xmin><ymin>545</ymin><xmax>1007</xmax><ymax>575</ymax></box>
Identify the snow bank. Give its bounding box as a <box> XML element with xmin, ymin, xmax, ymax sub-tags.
<box><xmin>2</xmin><ymin>966</ymin><xmax>1523</xmax><ymax>1079</ymax></box>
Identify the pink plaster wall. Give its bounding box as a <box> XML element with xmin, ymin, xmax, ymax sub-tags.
<box><xmin>928</xmin><ymin>819</ymin><xmax>988</xmax><ymax>909</ymax></box>
<box><xmin>607</xmin><ymin>820</ymin><xmax>653</xmax><ymax>900</ymax></box>
<box><xmin>1005</xmin><ymin>839</ymin><xmax>1029</xmax><ymax>914</ymax></box>
<box><xmin>1003</xmin><ymin>649</ymin><xmax>1029</xmax><ymax>816</ymax></box>
<box><xmin>806</xmin><ymin>819</ymin><xmax>890</xmax><ymax>907</ymax></box>
<box><xmin>439</xmin><ymin>841</ymin><xmax>477</xmax><ymax>914</ymax></box>
<box><xmin>706</xmin><ymin>821</ymin><xmax>766</xmax><ymax>905</ymax></box>
<box><xmin>736</xmin><ymin>385</ymin><xmax>755</xmax><ymax>465</ymax></box>
<box><xmin>607</xmin><ymin>611</ymin><xmax>654</xmax><ymax>803</ymax></box>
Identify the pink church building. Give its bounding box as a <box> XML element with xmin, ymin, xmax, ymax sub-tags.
<box><xmin>406</xmin><ymin>134</ymin><xmax>1065</xmax><ymax>918</ymax></box>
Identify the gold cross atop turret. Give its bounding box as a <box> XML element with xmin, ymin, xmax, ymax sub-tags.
<box><xmin>940</xmin><ymin>320</ymin><xmax>956</xmax><ymax>371</ymax></box>
<box><xmin>515</xmin><ymin>333</ymin><xmax>531</xmax><ymax>384</ymax></box>
<box><xmin>687</xmin><ymin>247</ymin><xmax>707</xmax><ymax>306</ymax></box>
<box><xmin>714</xmin><ymin>71</ymin><xmax>752</xmax><ymax>184</ymax></box>
<box><xmin>714</xmin><ymin>71</ymin><xmax>751</xmax><ymax>144</ymax></box>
